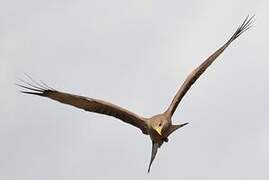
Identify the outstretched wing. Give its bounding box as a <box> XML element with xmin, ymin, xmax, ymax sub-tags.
<box><xmin>17</xmin><ymin>78</ymin><xmax>148</xmax><ymax>134</ymax></box>
<box><xmin>165</xmin><ymin>15</ymin><xmax>254</xmax><ymax>117</ymax></box>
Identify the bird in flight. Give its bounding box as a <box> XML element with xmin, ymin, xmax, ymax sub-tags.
<box><xmin>17</xmin><ymin>16</ymin><xmax>254</xmax><ymax>172</ymax></box>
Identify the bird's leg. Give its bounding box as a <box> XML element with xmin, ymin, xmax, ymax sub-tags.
<box><xmin>163</xmin><ymin>137</ymin><xmax>169</xmax><ymax>142</ymax></box>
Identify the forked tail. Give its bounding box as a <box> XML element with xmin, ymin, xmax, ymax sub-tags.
<box><xmin>147</xmin><ymin>142</ymin><xmax>159</xmax><ymax>173</ymax></box>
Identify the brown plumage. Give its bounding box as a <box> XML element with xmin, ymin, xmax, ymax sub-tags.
<box><xmin>17</xmin><ymin>15</ymin><xmax>254</xmax><ymax>172</ymax></box>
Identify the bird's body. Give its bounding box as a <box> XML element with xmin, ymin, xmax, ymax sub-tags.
<box><xmin>147</xmin><ymin>113</ymin><xmax>171</xmax><ymax>142</ymax></box>
<box><xmin>17</xmin><ymin>16</ymin><xmax>254</xmax><ymax>172</ymax></box>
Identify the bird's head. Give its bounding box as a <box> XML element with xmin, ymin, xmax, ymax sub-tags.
<box><xmin>149</xmin><ymin>115</ymin><xmax>169</xmax><ymax>136</ymax></box>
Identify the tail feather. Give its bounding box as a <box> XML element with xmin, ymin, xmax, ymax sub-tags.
<box><xmin>166</xmin><ymin>123</ymin><xmax>189</xmax><ymax>137</ymax></box>
<box><xmin>147</xmin><ymin>142</ymin><xmax>159</xmax><ymax>173</ymax></box>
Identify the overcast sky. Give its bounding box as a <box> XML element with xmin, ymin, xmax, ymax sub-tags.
<box><xmin>1</xmin><ymin>0</ymin><xmax>269</xmax><ymax>179</ymax></box>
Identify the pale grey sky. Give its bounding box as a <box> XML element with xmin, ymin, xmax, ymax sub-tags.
<box><xmin>1</xmin><ymin>0</ymin><xmax>269</xmax><ymax>179</ymax></box>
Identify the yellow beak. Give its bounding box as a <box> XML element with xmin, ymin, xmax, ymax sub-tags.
<box><xmin>155</xmin><ymin>127</ymin><xmax>162</xmax><ymax>135</ymax></box>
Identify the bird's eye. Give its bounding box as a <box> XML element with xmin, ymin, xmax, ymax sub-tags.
<box><xmin>158</xmin><ymin>123</ymin><xmax>162</xmax><ymax>127</ymax></box>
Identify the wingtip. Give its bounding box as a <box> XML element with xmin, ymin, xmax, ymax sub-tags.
<box><xmin>20</xmin><ymin>91</ymin><xmax>44</xmax><ymax>96</ymax></box>
<box><xmin>225</xmin><ymin>14</ymin><xmax>254</xmax><ymax>45</ymax></box>
<box><xmin>16</xmin><ymin>75</ymin><xmax>56</xmax><ymax>97</ymax></box>
<box><xmin>231</xmin><ymin>15</ymin><xmax>255</xmax><ymax>41</ymax></box>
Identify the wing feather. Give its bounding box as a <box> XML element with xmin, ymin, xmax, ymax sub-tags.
<box><xmin>17</xmin><ymin>81</ymin><xmax>148</xmax><ymax>134</ymax></box>
<box><xmin>166</xmin><ymin>15</ymin><xmax>254</xmax><ymax>117</ymax></box>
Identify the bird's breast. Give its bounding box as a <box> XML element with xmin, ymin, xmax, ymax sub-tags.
<box><xmin>148</xmin><ymin>128</ymin><xmax>169</xmax><ymax>143</ymax></box>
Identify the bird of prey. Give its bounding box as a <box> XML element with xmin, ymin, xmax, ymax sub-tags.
<box><xmin>17</xmin><ymin>16</ymin><xmax>254</xmax><ymax>172</ymax></box>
